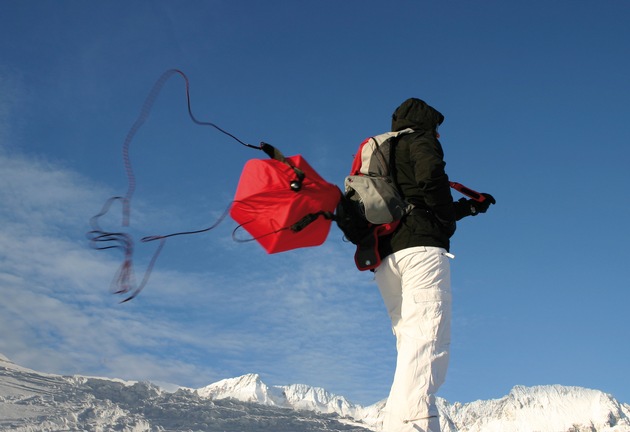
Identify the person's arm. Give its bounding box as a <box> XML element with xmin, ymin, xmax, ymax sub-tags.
<box><xmin>409</xmin><ymin>138</ymin><xmax>456</xmax><ymax>231</ymax></box>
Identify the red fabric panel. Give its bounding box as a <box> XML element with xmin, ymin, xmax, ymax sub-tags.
<box><xmin>230</xmin><ymin>155</ymin><xmax>340</xmax><ymax>254</ymax></box>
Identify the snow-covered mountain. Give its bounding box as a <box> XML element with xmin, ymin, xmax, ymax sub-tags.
<box><xmin>196</xmin><ymin>373</ymin><xmax>378</xmax><ymax>420</ymax></box>
<box><xmin>439</xmin><ymin>385</ymin><xmax>630</xmax><ymax>432</ymax></box>
<box><xmin>194</xmin><ymin>373</ymin><xmax>630</xmax><ymax>432</ymax></box>
<box><xmin>1</xmin><ymin>353</ymin><xmax>629</xmax><ymax>431</ymax></box>
<box><xmin>0</xmin><ymin>354</ymin><xmax>370</xmax><ymax>432</ymax></box>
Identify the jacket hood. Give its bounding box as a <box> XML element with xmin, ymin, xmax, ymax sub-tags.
<box><xmin>391</xmin><ymin>98</ymin><xmax>445</xmax><ymax>132</ymax></box>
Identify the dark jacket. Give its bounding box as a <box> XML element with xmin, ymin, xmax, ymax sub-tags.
<box><xmin>379</xmin><ymin>98</ymin><xmax>466</xmax><ymax>256</ymax></box>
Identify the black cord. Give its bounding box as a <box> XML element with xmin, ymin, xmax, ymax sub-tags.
<box><xmin>89</xmin><ymin>70</ymin><xmax>259</xmax><ymax>301</ymax></box>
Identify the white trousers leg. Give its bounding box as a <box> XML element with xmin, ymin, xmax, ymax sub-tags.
<box><xmin>374</xmin><ymin>246</ymin><xmax>452</xmax><ymax>432</ymax></box>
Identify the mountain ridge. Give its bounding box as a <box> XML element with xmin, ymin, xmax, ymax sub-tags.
<box><xmin>1</xmin><ymin>353</ymin><xmax>629</xmax><ymax>431</ymax></box>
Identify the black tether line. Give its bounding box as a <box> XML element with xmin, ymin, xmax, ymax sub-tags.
<box><xmin>89</xmin><ymin>69</ymin><xmax>261</xmax><ymax>302</ymax></box>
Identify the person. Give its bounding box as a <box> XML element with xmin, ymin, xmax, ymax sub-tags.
<box><xmin>374</xmin><ymin>98</ymin><xmax>495</xmax><ymax>432</ymax></box>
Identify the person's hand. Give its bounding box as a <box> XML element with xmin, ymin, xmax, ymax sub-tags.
<box><xmin>460</xmin><ymin>193</ymin><xmax>496</xmax><ymax>216</ymax></box>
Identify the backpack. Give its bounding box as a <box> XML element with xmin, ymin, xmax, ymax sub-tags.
<box><xmin>336</xmin><ymin>128</ymin><xmax>415</xmax><ymax>271</ymax></box>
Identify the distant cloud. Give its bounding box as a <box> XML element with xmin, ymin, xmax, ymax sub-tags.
<box><xmin>0</xmin><ymin>148</ymin><xmax>215</xmax><ymax>380</ymax></box>
<box><xmin>0</xmin><ymin>147</ymin><xmax>394</xmax><ymax>405</ymax></box>
<box><xmin>0</xmin><ymin>69</ymin><xmax>386</xmax><ymax>400</ymax></box>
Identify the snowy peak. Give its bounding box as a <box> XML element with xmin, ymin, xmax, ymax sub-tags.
<box><xmin>196</xmin><ymin>373</ymin><xmax>285</xmax><ymax>406</ymax></box>
<box><xmin>443</xmin><ymin>384</ymin><xmax>630</xmax><ymax>432</ymax></box>
<box><xmin>507</xmin><ymin>385</ymin><xmax>630</xmax><ymax>431</ymax></box>
<box><xmin>196</xmin><ymin>373</ymin><xmax>370</xmax><ymax>420</ymax></box>
<box><xmin>281</xmin><ymin>383</ymin><xmax>358</xmax><ymax>416</ymax></box>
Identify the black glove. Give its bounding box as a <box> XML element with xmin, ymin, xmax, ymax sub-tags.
<box><xmin>459</xmin><ymin>193</ymin><xmax>496</xmax><ymax>216</ymax></box>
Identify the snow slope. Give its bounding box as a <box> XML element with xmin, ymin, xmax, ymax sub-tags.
<box><xmin>441</xmin><ymin>385</ymin><xmax>630</xmax><ymax>432</ymax></box>
<box><xmin>1</xmin><ymin>354</ymin><xmax>629</xmax><ymax>431</ymax></box>
<box><xmin>0</xmin><ymin>355</ymin><xmax>370</xmax><ymax>432</ymax></box>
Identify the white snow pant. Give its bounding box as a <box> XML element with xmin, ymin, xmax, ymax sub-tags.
<box><xmin>374</xmin><ymin>246</ymin><xmax>452</xmax><ymax>432</ymax></box>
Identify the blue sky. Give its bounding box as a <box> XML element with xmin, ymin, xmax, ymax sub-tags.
<box><xmin>1</xmin><ymin>0</ymin><xmax>629</xmax><ymax>407</ymax></box>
